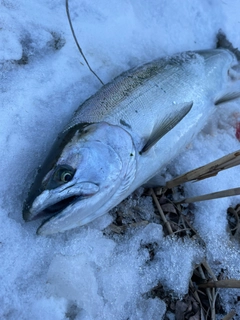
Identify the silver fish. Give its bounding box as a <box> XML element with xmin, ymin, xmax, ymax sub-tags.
<box><xmin>23</xmin><ymin>48</ymin><xmax>240</xmax><ymax>235</ymax></box>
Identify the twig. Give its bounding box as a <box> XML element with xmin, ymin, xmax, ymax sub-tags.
<box><xmin>222</xmin><ymin>310</ymin><xmax>236</xmax><ymax>320</ymax></box>
<box><xmin>211</xmin><ymin>288</ymin><xmax>218</xmax><ymax>320</ymax></box>
<box><xmin>175</xmin><ymin>187</ymin><xmax>240</xmax><ymax>204</ymax></box>
<box><xmin>227</xmin><ymin>207</ymin><xmax>240</xmax><ymax>232</ymax></box>
<box><xmin>202</xmin><ymin>260</ymin><xmax>218</xmax><ymax>281</ymax></box>
<box><xmin>166</xmin><ymin>150</ymin><xmax>240</xmax><ymax>189</ymax></box>
<box><xmin>65</xmin><ymin>0</ymin><xmax>104</xmax><ymax>85</ymax></box>
<box><xmin>198</xmin><ymin>265</ymin><xmax>213</xmax><ymax>304</ymax></box>
<box><xmin>189</xmin><ymin>280</ymin><xmax>203</xmax><ymax>305</ymax></box>
<box><xmin>173</xmin><ymin>227</ymin><xmax>191</xmax><ymax>235</ymax></box>
<box><xmin>198</xmin><ymin>279</ymin><xmax>240</xmax><ymax>289</ymax></box>
<box><xmin>196</xmin><ymin>261</ymin><xmax>220</xmax><ymax>320</ymax></box>
<box><xmin>150</xmin><ymin>188</ymin><xmax>173</xmax><ymax>235</ymax></box>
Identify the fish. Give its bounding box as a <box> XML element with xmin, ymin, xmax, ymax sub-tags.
<box><xmin>23</xmin><ymin>42</ymin><xmax>240</xmax><ymax>235</ymax></box>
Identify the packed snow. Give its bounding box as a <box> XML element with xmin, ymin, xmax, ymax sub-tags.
<box><xmin>1</xmin><ymin>0</ymin><xmax>240</xmax><ymax>319</ymax></box>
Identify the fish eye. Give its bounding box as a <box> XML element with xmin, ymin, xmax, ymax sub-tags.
<box><xmin>53</xmin><ymin>165</ymin><xmax>76</xmax><ymax>184</ymax></box>
<box><xmin>60</xmin><ymin>171</ymin><xmax>73</xmax><ymax>182</ymax></box>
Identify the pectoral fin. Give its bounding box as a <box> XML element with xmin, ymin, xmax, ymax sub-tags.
<box><xmin>141</xmin><ymin>101</ymin><xmax>193</xmax><ymax>153</ymax></box>
<box><xmin>215</xmin><ymin>92</ymin><xmax>240</xmax><ymax>105</ymax></box>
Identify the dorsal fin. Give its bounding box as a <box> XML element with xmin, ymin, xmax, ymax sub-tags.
<box><xmin>140</xmin><ymin>101</ymin><xmax>193</xmax><ymax>153</ymax></box>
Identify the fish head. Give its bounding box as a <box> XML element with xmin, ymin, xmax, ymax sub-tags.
<box><xmin>23</xmin><ymin>122</ymin><xmax>136</xmax><ymax>235</ymax></box>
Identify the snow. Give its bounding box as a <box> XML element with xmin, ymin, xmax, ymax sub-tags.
<box><xmin>1</xmin><ymin>0</ymin><xmax>240</xmax><ymax>319</ymax></box>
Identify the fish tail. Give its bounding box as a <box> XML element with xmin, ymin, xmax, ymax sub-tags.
<box><xmin>216</xmin><ymin>29</ymin><xmax>240</xmax><ymax>61</ymax></box>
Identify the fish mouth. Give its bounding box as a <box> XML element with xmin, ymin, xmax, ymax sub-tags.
<box><xmin>24</xmin><ymin>194</ymin><xmax>90</xmax><ymax>222</ymax></box>
<box><xmin>23</xmin><ymin>182</ymin><xmax>100</xmax><ymax>222</ymax></box>
<box><xmin>43</xmin><ymin>195</ymin><xmax>79</xmax><ymax>215</ymax></box>
<box><xmin>33</xmin><ymin>195</ymin><xmax>80</xmax><ymax>220</ymax></box>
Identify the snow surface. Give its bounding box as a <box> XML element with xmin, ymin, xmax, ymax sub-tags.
<box><xmin>1</xmin><ymin>0</ymin><xmax>240</xmax><ymax>319</ymax></box>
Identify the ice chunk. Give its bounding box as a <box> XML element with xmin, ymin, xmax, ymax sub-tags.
<box><xmin>131</xmin><ymin>297</ymin><xmax>166</xmax><ymax>320</ymax></box>
<box><xmin>47</xmin><ymin>224</ymin><xmax>165</xmax><ymax>319</ymax></box>
<box><xmin>154</xmin><ymin>237</ymin><xmax>204</xmax><ymax>295</ymax></box>
<box><xmin>28</xmin><ymin>297</ymin><xmax>67</xmax><ymax>320</ymax></box>
<box><xmin>0</xmin><ymin>30</ymin><xmax>22</xmax><ymax>61</ymax></box>
<box><xmin>47</xmin><ymin>254</ymin><xmax>104</xmax><ymax>319</ymax></box>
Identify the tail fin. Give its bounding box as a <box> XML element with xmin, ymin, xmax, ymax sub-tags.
<box><xmin>216</xmin><ymin>30</ymin><xmax>240</xmax><ymax>61</ymax></box>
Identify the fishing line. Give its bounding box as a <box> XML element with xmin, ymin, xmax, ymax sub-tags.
<box><xmin>65</xmin><ymin>0</ymin><xmax>105</xmax><ymax>85</ymax></box>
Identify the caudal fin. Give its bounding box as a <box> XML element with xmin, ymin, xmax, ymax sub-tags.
<box><xmin>216</xmin><ymin>30</ymin><xmax>240</xmax><ymax>61</ymax></box>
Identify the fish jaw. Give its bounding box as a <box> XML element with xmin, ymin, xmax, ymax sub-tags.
<box><xmin>36</xmin><ymin>182</ymin><xmax>120</xmax><ymax>235</ymax></box>
<box><xmin>24</xmin><ymin>123</ymin><xmax>137</xmax><ymax>235</ymax></box>
<box><xmin>26</xmin><ymin>181</ymin><xmax>100</xmax><ymax>221</ymax></box>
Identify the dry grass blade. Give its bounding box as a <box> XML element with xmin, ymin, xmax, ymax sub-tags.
<box><xmin>65</xmin><ymin>0</ymin><xmax>104</xmax><ymax>85</ymax></box>
<box><xmin>166</xmin><ymin>150</ymin><xmax>240</xmax><ymax>189</ymax></box>
<box><xmin>196</xmin><ymin>263</ymin><xmax>218</xmax><ymax>320</ymax></box>
<box><xmin>222</xmin><ymin>310</ymin><xmax>236</xmax><ymax>320</ymax></box>
<box><xmin>150</xmin><ymin>188</ymin><xmax>173</xmax><ymax>235</ymax></box>
<box><xmin>198</xmin><ymin>279</ymin><xmax>240</xmax><ymax>289</ymax></box>
<box><xmin>145</xmin><ymin>187</ymin><xmax>231</xmax><ymax>318</ymax></box>
<box><xmin>211</xmin><ymin>289</ymin><xmax>218</xmax><ymax>320</ymax></box>
<box><xmin>175</xmin><ymin>187</ymin><xmax>240</xmax><ymax>204</ymax></box>
<box><xmin>202</xmin><ymin>260</ymin><xmax>217</xmax><ymax>281</ymax></box>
